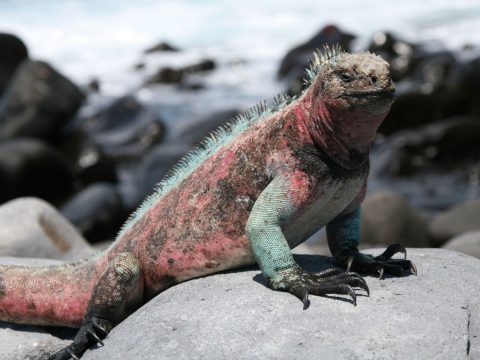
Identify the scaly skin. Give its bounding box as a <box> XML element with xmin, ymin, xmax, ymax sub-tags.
<box><xmin>0</xmin><ymin>48</ymin><xmax>415</xmax><ymax>359</ymax></box>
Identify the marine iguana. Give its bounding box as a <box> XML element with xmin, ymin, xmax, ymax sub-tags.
<box><xmin>0</xmin><ymin>46</ymin><xmax>416</xmax><ymax>359</ymax></box>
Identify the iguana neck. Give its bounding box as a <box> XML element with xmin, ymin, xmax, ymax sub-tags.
<box><xmin>298</xmin><ymin>88</ymin><xmax>388</xmax><ymax>169</ymax></box>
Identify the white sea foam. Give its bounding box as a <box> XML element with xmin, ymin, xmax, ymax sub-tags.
<box><xmin>0</xmin><ymin>0</ymin><xmax>479</xmax><ymax>109</ymax></box>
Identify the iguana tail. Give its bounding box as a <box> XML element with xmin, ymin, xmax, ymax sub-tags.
<box><xmin>0</xmin><ymin>254</ymin><xmax>108</xmax><ymax>327</ymax></box>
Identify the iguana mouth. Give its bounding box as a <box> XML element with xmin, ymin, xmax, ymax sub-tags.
<box><xmin>345</xmin><ymin>88</ymin><xmax>395</xmax><ymax>99</ymax></box>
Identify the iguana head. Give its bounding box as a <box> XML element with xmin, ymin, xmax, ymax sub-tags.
<box><xmin>311</xmin><ymin>48</ymin><xmax>395</xmax><ymax>113</ymax></box>
<box><xmin>304</xmin><ymin>47</ymin><xmax>395</xmax><ymax>168</ymax></box>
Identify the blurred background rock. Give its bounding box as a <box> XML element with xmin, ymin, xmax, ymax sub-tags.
<box><xmin>0</xmin><ymin>0</ymin><xmax>479</xmax><ymax>259</ymax></box>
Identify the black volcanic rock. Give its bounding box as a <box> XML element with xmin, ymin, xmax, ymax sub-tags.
<box><xmin>0</xmin><ymin>33</ymin><xmax>28</xmax><ymax>95</ymax></box>
<box><xmin>144</xmin><ymin>41</ymin><xmax>180</xmax><ymax>54</ymax></box>
<box><xmin>61</xmin><ymin>183</ymin><xmax>128</xmax><ymax>243</ymax></box>
<box><xmin>0</xmin><ymin>60</ymin><xmax>84</xmax><ymax>142</ymax></box>
<box><xmin>81</xmin><ymin>96</ymin><xmax>166</xmax><ymax>161</ymax></box>
<box><xmin>0</xmin><ymin>138</ymin><xmax>74</xmax><ymax>204</ymax></box>
<box><xmin>146</xmin><ymin>59</ymin><xmax>216</xmax><ymax>85</ymax></box>
<box><xmin>278</xmin><ymin>24</ymin><xmax>355</xmax><ymax>82</ymax></box>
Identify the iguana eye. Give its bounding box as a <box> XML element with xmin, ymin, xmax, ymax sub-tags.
<box><xmin>338</xmin><ymin>72</ymin><xmax>354</xmax><ymax>82</ymax></box>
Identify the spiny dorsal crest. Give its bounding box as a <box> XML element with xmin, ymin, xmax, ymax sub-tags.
<box><xmin>304</xmin><ymin>44</ymin><xmax>345</xmax><ymax>84</ymax></box>
<box><xmin>312</xmin><ymin>44</ymin><xmax>344</xmax><ymax>67</ymax></box>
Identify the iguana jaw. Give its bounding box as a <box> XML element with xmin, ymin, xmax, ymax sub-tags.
<box><xmin>343</xmin><ymin>87</ymin><xmax>395</xmax><ymax>99</ymax></box>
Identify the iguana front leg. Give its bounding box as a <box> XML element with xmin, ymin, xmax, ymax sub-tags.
<box><xmin>246</xmin><ymin>172</ymin><xmax>368</xmax><ymax>308</ymax></box>
<box><xmin>49</xmin><ymin>252</ymin><xmax>144</xmax><ymax>360</ymax></box>
<box><xmin>327</xmin><ymin>208</ymin><xmax>417</xmax><ymax>279</ymax></box>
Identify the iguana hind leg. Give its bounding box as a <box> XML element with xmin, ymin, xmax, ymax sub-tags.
<box><xmin>327</xmin><ymin>209</ymin><xmax>417</xmax><ymax>279</ymax></box>
<box><xmin>49</xmin><ymin>252</ymin><xmax>144</xmax><ymax>360</ymax></box>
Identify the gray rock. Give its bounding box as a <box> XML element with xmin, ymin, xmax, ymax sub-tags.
<box><xmin>69</xmin><ymin>249</ymin><xmax>479</xmax><ymax>360</ymax></box>
<box><xmin>0</xmin><ymin>197</ymin><xmax>93</xmax><ymax>260</ymax></box>
<box><xmin>361</xmin><ymin>191</ymin><xmax>430</xmax><ymax>247</ymax></box>
<box><xmin>430</xmin><ymin>199</ymin><xmax>480</xmax><ymax>246</ymax></box>
<box><xmin>442</xmin><ymin>231</ymin><xmax>480</xmax><ymax>258</ymax></box>
<box><xmin>0</xmin><ymin>323</ymin><xmax>73</xmax><ymax>360</ymax></box>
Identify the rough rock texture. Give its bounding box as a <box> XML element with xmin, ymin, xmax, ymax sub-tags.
<box><xmin>430</xmin><ymin>199</ymin><xmax>480</xmax><ymax>246</ymax></box>
<box><xmin>0</xmin><ymin>198</ymin><xmax>93</xmax><ymax>260</ymax></box>
<box><xmin>443</xmin><ymin>231</ymin><xmax>480</xmax><ymax>259</ymax></box>
<box><xmin>72</xmin><ymin>249</ymin><xmax>479</xmax><ymax>360</ymax></box>
<box><xmin>361</xmin><ymin>191</ymin><xmax>430</xmax><ymax>247</ymax></box>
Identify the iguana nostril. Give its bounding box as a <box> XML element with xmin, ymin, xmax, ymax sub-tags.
<box><xmin>371</xmin><ymin>76</ymin><xmax>378</xmax><ymax>84</ymax></box>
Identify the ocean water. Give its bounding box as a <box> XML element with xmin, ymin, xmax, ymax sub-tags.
<box><xmin>1</xmin><ymin>0</ymin><xmax>479</xmax><ymax>105</ymax></box>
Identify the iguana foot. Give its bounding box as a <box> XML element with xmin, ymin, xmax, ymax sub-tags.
<box><xmin>346</xmin><ymin>244</ymin><xmax>417</xmax><ymax>279</ymax></box>
<box><xmin>268</xmin><ymin>265</ymin><xmax>369</xmax><ymax>309</ymax></box>
<box><xmin>48</xmin><ymin>317</ymin><xmax>112</xmax><ymax>360</ymax></box>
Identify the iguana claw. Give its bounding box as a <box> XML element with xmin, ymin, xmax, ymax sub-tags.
<box><xmin>302</xmin><ymin>287</ymin><xmax>310</xmax><ymax>310</ymax></box>
<box><xmin>377</xmin><ymin>266</ymin><xmax>384</xmax><ymax>280</ymax></box>
<box><xmin>344</xmin><ymin>243</ymin><xmax>416</xmax><ymax>278</ymax></box>
<box><xmin>66</xmin><ymin>348</ymin><xmax>79</xmax><ymax>360</ymax></box>
<box><xmin>346</xmin><ymin>256</ymin><xmax>354</xmax><ymax>272</ymax></box>
<box><xmin>48</xmin><ymin>317</ymin><xmax>111</xmax><ymax>360</ymax></box>
<box><xmin>377</xmin><ymin>244</ymin><xmax>407</xmax><ymax>260</ymax></box>
<box><xmin>344</xmin><ymin>285</ymin><xmax>357</xmax><ymax>306</ymax></box>
<box><xmin>410</xmin><ymin>262</ymin><xmax>418</xmax><ymax>276</ymax></box>
<box><xmin>269</xmin><ymin>265</ymin><xmax>368</xmax><ymax>307</ymax></box>
<box><xmin>87</xmin><ymin>328</ymin><xmax>104</xmax><ymax>346</ymax></box>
